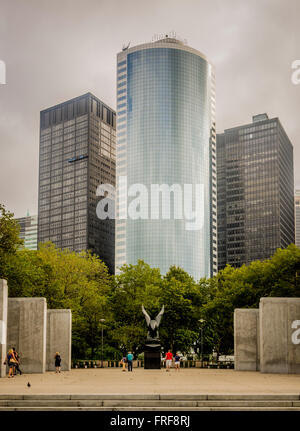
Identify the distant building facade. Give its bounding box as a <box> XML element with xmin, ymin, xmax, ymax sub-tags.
<box><xmin>38</xmin><ymin>93</ymin><xmax>116</xmax><ymax>273</ymax></box>
<box><xmin>16</xmin><ymin>214</ymin><xmax>38</xmax><ymax>250</ymax></box>
<box><xmin>217</xmin><ymin>114</ymin><xmax>294</xmax><ymax>270</ymax></box>
<box><xmin>295</xmin><ymin>189</ymin><xmax>300</xmax><ymax>247</ymax></box>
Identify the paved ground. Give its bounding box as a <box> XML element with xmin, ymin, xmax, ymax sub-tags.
<box><xmin>1</xmin><ymin>368</ymin><xmax>300</xmax><ymax>394</ymax></box>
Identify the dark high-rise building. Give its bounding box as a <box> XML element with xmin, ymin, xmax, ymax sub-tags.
<box><xmin>217</xmin><ymin>113</ymin><xmax>294</xmax><ymax>270</ymax></box>
<box><xmin>38</xmin><ymin>93</ymin><xmax>116</xmax><ymax>272</ymax></box>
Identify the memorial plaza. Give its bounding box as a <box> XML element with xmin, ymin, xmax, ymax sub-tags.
<box><xmin>1</xmin><ymin>368</ymin><xmax>300</xmax><ymax>410</ymax></box>
<box><xmin>2</xmin><ymin>280</ymin><xmax>300</xmax><ymax>409</ymax></box>
<box><xmin>1</xmin><ymin>368</ymin><xmax>300</xmax><ymax>394</ymax></box>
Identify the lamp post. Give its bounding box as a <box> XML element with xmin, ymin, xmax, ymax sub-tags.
<box><xmin>198</xmin><ymin>319</ymin><xmax>205</xmax><ymax>367</ymax></box>
<box><xmin>100</xmin><ymin>319</ymin><xmax>105</xmax><ymax>368</ymax></box>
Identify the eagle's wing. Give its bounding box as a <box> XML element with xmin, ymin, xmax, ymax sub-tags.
<box><xmin>142</xmin><ymin>304</ymin><xmax>151</xmax><ymax>326</ymax></box>
<box><xmin>155</xmin><ymin>305</ymin><xmax>165</xmax><ymax>326</ymax></box>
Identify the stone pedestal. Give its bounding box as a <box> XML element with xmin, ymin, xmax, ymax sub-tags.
<box><xmin>144</xmin><ymin>341</ymin><xmax>161</xmax><ymax>369</ymax></box>
<box><xmin>7</xmin><ymin>298</ymin><xmax>47</xmax><ymax>374</ymax></box>
<box><xmin>234</xmin><ymin>308</ymin><xmax>260</xmax><ymax>371</ymax></box>
<box><xmin>260</xmin><ymin>298</ymin><xmax>300</xmax><ymax>374</ymax></box>
<box><xmin>46</xmin><ymin>309</ymin><xmax>72</xmax><ymax>371</ymax></box>
<box><xmin>0</xmin><ymin>280</ymin><xmax>8</xmax><ymax>378</ymax></box>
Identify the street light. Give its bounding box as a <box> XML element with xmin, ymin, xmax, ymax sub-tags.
<box><xmin>100</xmin><ymin>319</ymin><xmax>105</xmax><ymax>368</ymax></box>
<box><xmin>198</xmin><ymin>319</ymin><xmax>205</xmax><ymax>367</ymax></box>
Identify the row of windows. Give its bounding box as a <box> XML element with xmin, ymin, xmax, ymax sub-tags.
<box><xmin>118</xmin><ymin>60</ymin><xmax>126</xmax><ymax>68</ymax></box>
<box><xmin>239</xmin><ymin>122</ymin><xmax>277</xmax><ymax>135</ymax></box>
<box><xmin>118</xmin><ymin>73</ymin><xmax>126</xmax><ymax>81</ymax></box>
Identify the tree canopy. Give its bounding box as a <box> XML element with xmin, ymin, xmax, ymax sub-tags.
<box><xmin>1</xmin><ymin>202</ymin><xmax>300</xmax><ymax>359</ymax></box>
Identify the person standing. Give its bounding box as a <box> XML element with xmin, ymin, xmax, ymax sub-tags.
<box><xmin>12</xmin><ymin>348</ymin><xmax>22</xmax><ymax>375</ymax></box>
<box><xmin>165</xmin><ymin>350</ymin><xmax>173</xmax><ymax>372</ymax></box>
<box><xmin>127</xmin><ymin>351</ymin><xmax>133</xmax><ymax>372</ymax></box>
<box><xmin>54</xmin><ymin>352</ymin><xmax>61</xmax><ymax>373</ymax></box>
<box><xmin>174</xmin><ymin>352</ymin><xmax>181</xmax><ymax>372</ymax></box>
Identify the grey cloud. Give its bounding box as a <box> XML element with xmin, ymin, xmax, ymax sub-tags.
<box><xmin>0</xmin><ymin>0</ymin><xmax>299</xmax><ymax>217</ymax></box>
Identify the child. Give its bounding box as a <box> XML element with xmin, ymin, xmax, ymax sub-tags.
<box><xmin>54</xmin><ymin>352</ymin><xmax>61</xmax><ymax>373</ymax></box>
<box><xmin>174</xmin><ymin>352</ymin><xmax>181</xmax><ymax>371</ymax></box>
<box><xmin>120</xmin><ymin>356</ymin><xmax>127</xmax><ymax>372</ymax></box>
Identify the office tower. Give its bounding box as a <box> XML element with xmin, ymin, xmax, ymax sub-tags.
<box><xmin>217</xmin><ymin>113</ymin><xmax>294</xmax><ymax>270</ymax></box>
<box><xmin>295</xmin><ymin>189</ymin><xmax>300</xmax><ymax>247</ymax></box>
<box><xmin>115</xmin><ymin>36</ymin><xmax>217</xmax><ymax>280</ymax></box>
<box><xmin>16</xmin><ymin>213</ymin><xmax>38</xmax><ymax>250</ymax></box>
<box><xmin>38</xmin><ymin>93</ymin><xmax>116</xmax><ymax>273</ymax></box>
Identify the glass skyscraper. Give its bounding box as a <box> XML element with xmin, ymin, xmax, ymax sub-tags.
<box><xmin>217</xmin><ymin>114</ymin><xmax>295</xmax><ymax>270</ymax></box>
<box><xmin>115</xmin><ymin>37</ymin><xmax>217</xmax><ymax>280</ymax></box>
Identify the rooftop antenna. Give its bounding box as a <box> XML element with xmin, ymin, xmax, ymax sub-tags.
<box><xmin>122</xmin><ymin>41</ymin><xmax>131</xmax><ymax>51</ymax></box>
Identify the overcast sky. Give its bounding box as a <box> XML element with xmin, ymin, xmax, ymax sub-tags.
<box><xmin>0</xmin><ymin>0</ymin><xmax>299</xmax><ymax>218</ymax></box>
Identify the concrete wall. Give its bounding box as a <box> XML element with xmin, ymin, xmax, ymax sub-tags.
<box><xmin>260</xmin><ymin>298</ymin><xmax>300</xmax><ymax>374</ymax></box>
<box><xmin>0</xmin><ymin>280</ymin><xmax>8</xmax><ymax>378</ymax></box>
<box><xmin>234</xmin><ymin>308</ymin><xmax>260</xmax><ymax>371</ymax></box>
<box><xmin>7</xmin><ymin>298</ymin><xmax>47</xmax><ymax>373</ymax></box>
<box><xmin>46</xmin><ymin>309</ymin><xmax>72</xmax><ymax>371</ymax></box>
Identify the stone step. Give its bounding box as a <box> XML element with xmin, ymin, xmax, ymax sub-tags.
<box><xmin>0</xmin><ymin>406</ymin><xmax>300</xmax><ymax>411</ymax></box>
<box><xmin>0</xmin><ymin>399</ymin><xmax>298</xmax><ymax>407</ymax></box>
<box><xmin>0</xmin><ymin>393</ymin><xmax>299</xmax><ymax>400</ymax></box>
<box><xmin>0</xmin><ymin>394</ymin><xmax>299</xmax><ymax>410</ymax></box>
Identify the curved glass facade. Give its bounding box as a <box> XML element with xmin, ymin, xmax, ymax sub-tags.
<box><xmin>116</xmin><ymin>39</ymin><xmax>217</xmax><ymax>280</ymax></box>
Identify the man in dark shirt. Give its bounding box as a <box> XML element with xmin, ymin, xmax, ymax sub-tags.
<box><xmin>127</xmin><ymin>352</ymin><xmax>133</xmax><ymax>372</ymax></box>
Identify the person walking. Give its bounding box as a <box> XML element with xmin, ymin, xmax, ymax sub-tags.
<box><xmin>127</xmin><ymin>351</ymin><xmax>133</xmax><ymax>372</ymax></box>
<box><xmin>4</xmin><ymin>349</ymin><xmax>17</xmax><ymax>378</ymax></box>
<box><xmin>54</xmin><ymin>352</ymin><xmax>61</xmax><ymax>373</ymax></box>
<box><xmin>165</xmin><ymin>350</ymin><xmax>173</xmax><ymax>372</ymax></box>
<box><xmin>12</xmin><ymin>348</ymin><xmax>22</xmax><ymax>375</ymax></box>
<box><xmin>174</xmin><ymin>352</ymin><xmax>181</xmax><ymax>372</ymax></box>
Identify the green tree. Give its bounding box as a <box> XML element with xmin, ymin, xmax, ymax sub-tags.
<box><xmin>0</xmin><ymin>204</ymin><xmax>23</xmax><ymax>254</ymax></box>
<box><xmin>108</xmin><ymin>260</ymin><xmax>162</xmax><ymax>355</ymax></box>
<box><xmin>0</xmin><ymin>204</ymin><xmax>23</xmax><ymax>278</ymax></box>
<box><xmin>158</xmin><ymin>267</ymin><xmax>199</xmax><ymax>354</ymax></box>
<box><xmin>202</xmin><ymin>244</ymin><xmax>300</xmax><ymax>354</ymax></box>
<box><xmin>2</xmin><ymin>240</ymin><xmax>112</xmax><ymax>359</ymax></box>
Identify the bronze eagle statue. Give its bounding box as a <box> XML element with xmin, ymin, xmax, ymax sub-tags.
<box><xmin>141</xmin><ymin>304</ymin><xmax>165</xmax><ymax>340</ymax></box>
